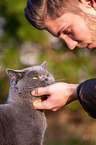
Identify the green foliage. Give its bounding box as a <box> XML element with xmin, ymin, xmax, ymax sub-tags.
<box><xmin>40</xmin><ymin>49</ymin><xmax>96</xmax><ymax>83</ymax></box>
<box><xmin>45</xmin><ymin>139</ymin><xmax>87</xmax><ymax>145</ymax></box>
<box><xmin>2</xmin><ymin>47</ymin><xmax>20</xmax><ymax>69</ymax></box>
<box><xmin>0</xmin><ymin>0</ymin><xmax>47</xmax><ymax>43</ymax></box>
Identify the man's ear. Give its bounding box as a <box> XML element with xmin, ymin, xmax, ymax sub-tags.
<box><xmin>6</xmin><ymin>69</ymin><xmax>24</xmax><ymax>84</ymax></box>
<box><xmin>80</xmin><ymin>0</ymin><xmax>96</xmax><ymax>8</ymax></box>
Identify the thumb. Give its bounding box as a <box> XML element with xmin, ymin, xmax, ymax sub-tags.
<box><xmin>31</xmin><ymin>86</ymin><xmax>50</xmax><ymax>96</ymax></box>
<box><xmin>32</xmin><ymin>98</ymin><xmax>48</xmax><ymax>110</ymax></box>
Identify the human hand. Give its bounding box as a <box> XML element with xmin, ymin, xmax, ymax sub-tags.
<box><xmin>32</xmin><ymin>82</ymin><xmax>79</xmax><ymax>111</ymax></box>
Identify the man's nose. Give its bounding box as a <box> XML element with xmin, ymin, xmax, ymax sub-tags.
<box><xmin>60</xmin><ymin>35</ymin><xmax>78</xmax><ymax>50</ymax></box>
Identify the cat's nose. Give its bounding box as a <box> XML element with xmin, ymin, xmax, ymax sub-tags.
<box><xmin>42</xmin><ymin>77</ymin><xmax>48</xmax><ymax>81</ymax></box>
<box><xmin>45</xmin><ymin>78</ymin><xmax>48</xmax><ymax>81</ymax></box>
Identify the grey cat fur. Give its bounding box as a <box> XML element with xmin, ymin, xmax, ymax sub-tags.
<box><xmin>0</xmin><ymin>62</ymin><xmax>55</xmax><ymax>145</ymax></box>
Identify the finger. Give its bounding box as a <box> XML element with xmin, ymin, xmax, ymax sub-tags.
<box><xmin>31</xmin><ymin>86</ymin><xmax>50</xmax><ymax>96</ymax></box>
<box><xmin>32</xmin><ymin>98</ymin><xmax>59</xmax><ymax>111</ymax></box>
<box><xmin>52</xmin><ymin>108</ymin><xmax>59</xmax><ymax>111</ymax></box>
<box><xmin>32</xmin><ymin>99</ymin><xmax>49</xmax><ymax>110</ymax></box>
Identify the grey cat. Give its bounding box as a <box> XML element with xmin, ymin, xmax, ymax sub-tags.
<box><xmin>0</xmin><ymin>62</ymin><xmax>55</xmax><ymax>145</ymax></box>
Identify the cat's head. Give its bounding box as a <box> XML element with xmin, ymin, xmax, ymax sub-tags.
<box><xmin>6</xmin><ymin>62</ymin><xmax>55</xmax><ymax>99</ymax></box>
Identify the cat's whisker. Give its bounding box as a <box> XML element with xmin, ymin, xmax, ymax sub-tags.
<box><xmin>55</xmin><ymin>79</ymin><xmax>66</xmax><ymax>82</ymax></box>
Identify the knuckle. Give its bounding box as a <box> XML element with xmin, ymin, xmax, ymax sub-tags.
<box><xmin>34</xmin><ymin>88</ymin><xmax>42</xmax><ymax>96</ymax></box>
<box><xmin>47</xmin><ymin>103</ymin><xmax>53</xmax><ymax>110</ymax></box>
<box><xmin>52</xmin><ymin>109</ymin><xmax>58</xmax><ymax>111</ymax></box>
<box><xmin>46</xmin><ymin>85</ymin><xmax>52</xmax><ymax>94</ymax></box>
<box><xmin>52</xmin><ymin>109</ymin><xmax>56</xmax><ymax>111</ymax></box>
<box><xmin>42</xmin><ymin>102</ymin><xmax>51</xmax><ymax>110</ymax></box>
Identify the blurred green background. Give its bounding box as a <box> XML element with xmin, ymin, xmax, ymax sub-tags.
<box><xmin>0</xmin><ymin>0</ymin><xmax>96</xmax><ymax>145</ymax></box>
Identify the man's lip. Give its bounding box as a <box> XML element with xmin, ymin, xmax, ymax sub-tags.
<box><xmin>79</xmin><ymin>43</ymin><xmax>91</xmax><ymax>49</ymax></box>
<box><xmin>80</xmin><ymin>44</ymin><xmax>89</xmax><ymax>48</ymax></box>
<box><xmin>82</xmin><ymin>44</ymin><xmax>90</xmax><ymax>49</ymax></box>
<box><xmin>86</xmin><ymin>44</ymin><xmax>91</xmax><ymax>49</ymax></box>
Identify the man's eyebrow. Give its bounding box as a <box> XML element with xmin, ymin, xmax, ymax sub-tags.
<box><xmin>45</xmin><ymin>26</ymin><xmax>64</xmax><ymax>37</ymax></box>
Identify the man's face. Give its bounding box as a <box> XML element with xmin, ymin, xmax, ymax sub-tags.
<box><xmin>45</xmin><ymin>12</ymin><xmax>96</xmax><ymax>50</ymax></box>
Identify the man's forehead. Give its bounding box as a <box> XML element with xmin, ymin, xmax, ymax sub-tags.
<box><xmin>45</xmin><ymin>13</ymin><xmax>72</xmax><ymax>37</ymax></box>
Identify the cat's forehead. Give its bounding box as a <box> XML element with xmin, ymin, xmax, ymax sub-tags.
<box><xmin>24</xmin><ymin>66</ymin><xmax>48</xmax><ymax>74</ymax></box>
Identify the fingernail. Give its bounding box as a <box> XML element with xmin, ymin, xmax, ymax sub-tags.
<box><xmin>31</xmin><ymin>90</ymin><xmax>35</xmax><ymax>95</ymax></box>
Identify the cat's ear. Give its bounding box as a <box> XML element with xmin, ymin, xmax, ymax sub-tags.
<box><xmin>41</xmin><ymin>61</ymin><xmax>46</xmax><ymax>68</ymax></box>
<box><xmin>6</xmin><ymin>69</ymin><xmax>24</xmax><ymax>84</ymax></box>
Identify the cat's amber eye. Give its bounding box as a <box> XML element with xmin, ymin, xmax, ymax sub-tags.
<box><xmin>32</xmin><ymin>77</ymin><xmax>38</xmax><ymax>79</ymax></box>
<box><xmin>45</xmin><ymin>75</ymin><xmax>48</xmax><ymax>78</ymax></box>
